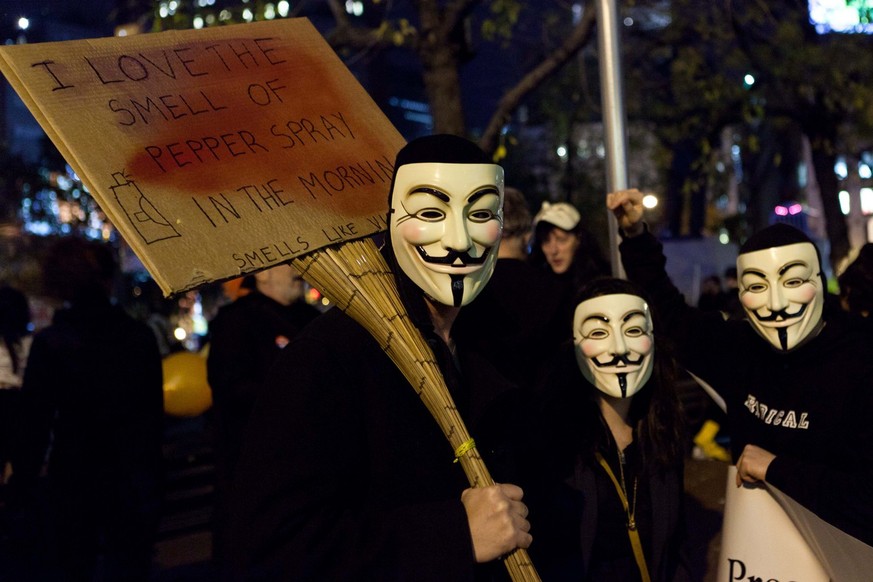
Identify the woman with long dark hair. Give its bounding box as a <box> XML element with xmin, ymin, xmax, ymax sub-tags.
<box><xmin>527</xmin><ymin>277</ymin><xmax>689</xmax><ymax>582</ymax></box>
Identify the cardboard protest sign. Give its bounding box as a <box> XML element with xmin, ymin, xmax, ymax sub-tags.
<box><xmin>0</xmin><ymin>19</ymin><xmax>406</xmax><ymax>295</ymax></box>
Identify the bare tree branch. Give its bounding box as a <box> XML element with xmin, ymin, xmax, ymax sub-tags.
<box><xmin>478</xmin><ymin>3</ymin><xmax>596</xmax><ymax>154</ymax></box>
<box><xmin>325</xmin><ymin>0</ymin><xmax>395</xmax><ymax>50</ymax></box>
<box><xmin>439</xmin><ymin>0</ymin><xmax>482</xmax><ymax>37</ymax></box>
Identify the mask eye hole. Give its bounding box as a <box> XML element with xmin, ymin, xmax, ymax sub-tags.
<box><xmin>625</xmin><ymin>326</ymin><xmax>645</xmax><ymax>338</ymax></box>
<box><xmin>745</xmin><ymin>282</ymin><xmax>767</xmax><ymax>293</ymax></box>
<box><xmin>784</xmin><ymin>278</ymin><xmax>804</xmax><ymax>288</ymax></box>
<box><xmin>585</xmin><ymin>329</ymin><xmax>609</xmax><ymax>340</ymax></box>
<box><xmin>413</xmin><ymin>209</ymin><xmax>446</xmax><ymax>222</ymax></box>
<box><xmin>468</xmin><ymin>209</ymin><xmax>495</xmax><ymax>223</ymax></box>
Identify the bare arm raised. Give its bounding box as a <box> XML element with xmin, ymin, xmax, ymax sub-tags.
<box><xmin>606</xmin><ymin>188</ymin><xmax>646</xmax><ymax>237</ymax></box>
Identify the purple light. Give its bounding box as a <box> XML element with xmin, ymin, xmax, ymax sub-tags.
<box><xmin>788</xmin><ymin>203</ymin><xmax>803</xmax><ymax>215</ymax></box>
<box><xmin>774</xmin><ymin>205</ymin><xmax>789</xmax><ymax>216</ymax></box>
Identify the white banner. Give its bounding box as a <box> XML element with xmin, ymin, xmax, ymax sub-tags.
<box><xmin>717</xmin><ymin>465</ymin><xmax>829</xmax><ymax>581</ymax></box>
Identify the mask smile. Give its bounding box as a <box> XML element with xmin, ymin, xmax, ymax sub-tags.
<box><xmin>413</xmin><ymin>246</ymin><xmax>492</xmax><ymax>274</ymax></box>
<box><xmin>751</xmin><ymin>303</ymin><xmax>807</xmax><ymax>325</ymax></box>
<box><xmin>592</xmin><ymin>353</ymin><xmax>644</xmax><ymax>369</ymax></box>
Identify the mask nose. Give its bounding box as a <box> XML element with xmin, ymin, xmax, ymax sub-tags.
<box><xmin>610</xmin><ymin>332</ymin><xmax>628</xmax><ymax>356</ymax></box>
<box><xmin>441</xmin><ymin>213</ymin><xmax>471</xmax><ymax>252</ymax></box>
<box><xmin>768</xmin><ymin>283</ymin><xmax>788</xmax><ymax>312</ymax></box>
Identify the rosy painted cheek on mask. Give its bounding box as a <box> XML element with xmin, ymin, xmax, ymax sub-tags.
<box><xmin>398</xmin><ymin>222</ymin><xmax>438</xmax><ymax>245</ymax></box>
<box><xmin>740</xmin><ymin>293</ymin><xmax>764</xmax><ymax>310</ymax></box>
<box><xmin>637</xmin><ymin>337</ymin><xmax>653</xmax><ymax>354</ymax></box>
<box><xmin>579</xmin><ymin>342</ymin><xmax>602</xmax><ymax>358</ymax></box>
<box><xmin>470</xmin><ymin>222</ymin><xmax>501</xmax><ymax>246</ymax></box>
<box><xmin>793</xmin><ymin>285</ymin><xmax>818</xmax><ymax>302</ymax></box>
<box><xmin>483</xmin><ymin>222</ymin><xmax>502</xmax><ymax>242</ymax></box>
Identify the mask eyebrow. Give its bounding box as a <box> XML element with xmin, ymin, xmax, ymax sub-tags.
<box><xmin>468</xmin><ymin>186</ymin><xmax>500</xmax><ymax>204</ymax></box>
<box><xmin>778</xmin><ymin>261</ymin><xmax>809</xmax><ymax>276</ymax></box>
<box><xmin>622</xmin><ymin>310</ymin><xmax>647</xmax><ymax>323</ymax></box>
<box><xmin>582</xmin><ymin>314</ymin><xmax>610</xmax><ymax>325</ymax></box>
<box><xmin>742</xmin><ymin>269</ymin><xmax>766</xmax><ymax>280</ymax></box>
<box><xmin>410</xmin><ymin>187</ymin><xmax>450</xmax><ymax>203</ymax></box>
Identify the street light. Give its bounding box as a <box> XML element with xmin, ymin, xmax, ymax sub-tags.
<box><xmin>642</xmin><ymin>193</ymin><xmax>658</xmax><ymax>209</ymax></box>
<box><xmin>17</xmin><ymin>17</ymin><xmax>29</xmax><ymax>31</ymax></box>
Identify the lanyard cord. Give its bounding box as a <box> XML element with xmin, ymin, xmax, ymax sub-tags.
<box><xmin>595</xmin><ymin>451</ymin><xmax>651</xmax><ymax>582</ymax></box>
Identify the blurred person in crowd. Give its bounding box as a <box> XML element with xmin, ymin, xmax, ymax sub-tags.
<box><xmin>139</xmin><ymin>278</ymin><xmax>184</xmax><ymax>357</ymax></box>
<box><xmin>721</xmin><ymin>266</ymin><xmax>744</xmax><ymax>320</ymax></box>
<box><xmin>696</xmin><ymin>274</ymin><xmax>724</xmax><ymax>313</ymax></box>
<box><xmin>11</xmin><ymin>237</ymin><xmax>165</xmax><ymax>581</ymax></box>
<box><xmin>226</xmin><ymin>135</ymin><xmax>532</xmax><ymax>580</ymax></box>
<box><xmin>457</xmin><ymin>187</ymin><xmax>563</xmax><ymax>391</ymax></box>
<box><xmin>838</xmin><ymin>242</ymin><xmax>873</xmax><ymax>318</ymax></box>
<box><xmin>206</xmin><ymin>263</ymin><xmax>320</xmax><ymax>566</ymax></box>
<box><xmin>0</xmin><ymin>285</ymin><xmax>32</xmax><ymax>483</ymax></box>
<box><xmin>530</xmin><ymin>201</ymin><xmax>611</xmax><ymax>339</ymax></box>
<box><xmin>608</xmin><ymin>188</ymin><xmax>873</xmax><ymax>546</ymax></box>
<box><xmin>692</xmin><ymin>272</ymin><xmax>733</xmax><ymax>462</ymax></box>
<box><xmin>527</xmin><ymin>277</ymin><xmax>689</xmax><ymax>582</ymax></box>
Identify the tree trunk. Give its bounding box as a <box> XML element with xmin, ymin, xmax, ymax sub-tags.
<box><xmin>419</xmin><ymin>42</ymin><xmax>467</xmax><ymax>135</ymax></box>
<box><xmin>810</xmin><ymin>145</ymin><xmax>849</xmax><ymax>272</ymax></box>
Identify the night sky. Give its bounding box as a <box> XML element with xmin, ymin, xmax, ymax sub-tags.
<box><xmin>0</xmin><ymin>0</ymin><xmax>121</xmax><ymax>41</ymax></box>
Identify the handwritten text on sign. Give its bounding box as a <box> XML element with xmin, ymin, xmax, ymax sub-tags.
<box><xmin>0</xmin><ymin>19</ymin><xmax>406</xmax><ymax>294</ymax></box>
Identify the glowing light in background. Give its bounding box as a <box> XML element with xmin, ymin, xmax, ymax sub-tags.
<box><xmin>642</xmin><ymin>194</ymin><xmax>658</xmax><ymax>209</ymax></box>
<box><xmin>839</xmin><ymin>190</ymin><xmax>850</xmax><ymax>215</ymax></box>
<box><xmin>861</xmin><ymin>188</ymin><xmax>873</xmax><ymax>215</ymax></box>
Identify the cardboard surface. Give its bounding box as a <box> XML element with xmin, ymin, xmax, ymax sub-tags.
<box><xmin>767</xmin><ymin>477</ymin><xmax>873</xmax><ymax>581</ymax></box>
<box><xmin>718</xmin><ymin>466</ymin><xmax>829</xmax><ymax>581</ymax></box>
<box><xmin>0</xmin><ymin>19</ymin><xmax>405</xmax><ymax>295</ymax></box>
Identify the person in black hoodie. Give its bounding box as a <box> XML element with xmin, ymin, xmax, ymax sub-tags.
<box><xmin>12</xmin><ymin>237</ymin><xmax>164</xmax><ymax>581</ymax></box>
<box><xmin>225</xmin><ymin>135</ymin><xmax>531</xmax><ymax>581</ymax></box>
<box><xmin>608</xmin><ymin>188</ymin><xmax>873</xmax><ymax>546</ymax></box>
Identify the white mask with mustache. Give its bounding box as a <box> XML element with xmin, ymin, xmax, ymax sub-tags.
<box><xmin>389</xmin><ymin>162</ymin><xmax>504</xmax><ymax>307</ymax></box>
<box><xmin>737</xmin><ymin>242</ymin><xmax>824</xmax><ymax>351</ymax></box>
<box><xmin>573</xmin><ymin>293</ymin><xmax>654</xmax><ymax>399</ymax></box>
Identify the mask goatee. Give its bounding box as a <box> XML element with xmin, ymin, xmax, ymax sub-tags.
<box><xmin>450</xmin><ymin>274</ymin><xmax>464</xmax><ymax>307</ymax></box>
<box><xmin>778</xmin><ymin>327</ymin><xmax>788</xmax><ymax>351</ymax></box>
<box><xmin>618</xmin><ymin>373</ymin><xmax>628</xmax><ymax>398</ymax></box>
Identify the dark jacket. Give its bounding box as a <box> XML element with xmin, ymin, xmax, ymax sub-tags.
<box><xmin>207</xmin><ymin>290</ymin><xmax>321</xmax><ymax>561</ymax></box>
<box><xmin>13</xmin><ymin>298</ymin><xmax>164</xmax><ymax>580</ymax></box>
<box><xmin>207</xmin><ymin>292</ymin><xmax>320</xmax><ymax>489</ymax></box>
<box><xmin>225</xmin><ymin>306</ymin><xmax>522</xmax><ymax>581</ymax></box>
<box><xmin>15</xmin><ymin>299</ymin><xmax>164</xmax><ymax>495</ymax></box>
<box><xmin>457</xmin><ymin>257</ymin><xmax>564</xmax><ymax>391</ymax></box>
<box><xmin>619</xmin><ymin>231</ymin><xmax>873</xmax><ymax>546</ymax></box>
<box><xmin>531</xmin><ymin>456</ymin><xmax>686</xmax><ymax>582</ymax></box>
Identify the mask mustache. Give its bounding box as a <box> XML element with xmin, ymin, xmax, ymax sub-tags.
<box><xmin>592</xmin><ymin>353</ymin><xmax>644</xmax><ymax>368</ymax></box>
<box><xmin>415</xmin><ymin>246</ymin><xmax>492</xmax><ymax>266</ymax></box>
<box><xmin>752</xmin><ymin>302</ymin><xmax>807</xmax><ymax>322</ymax></box>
